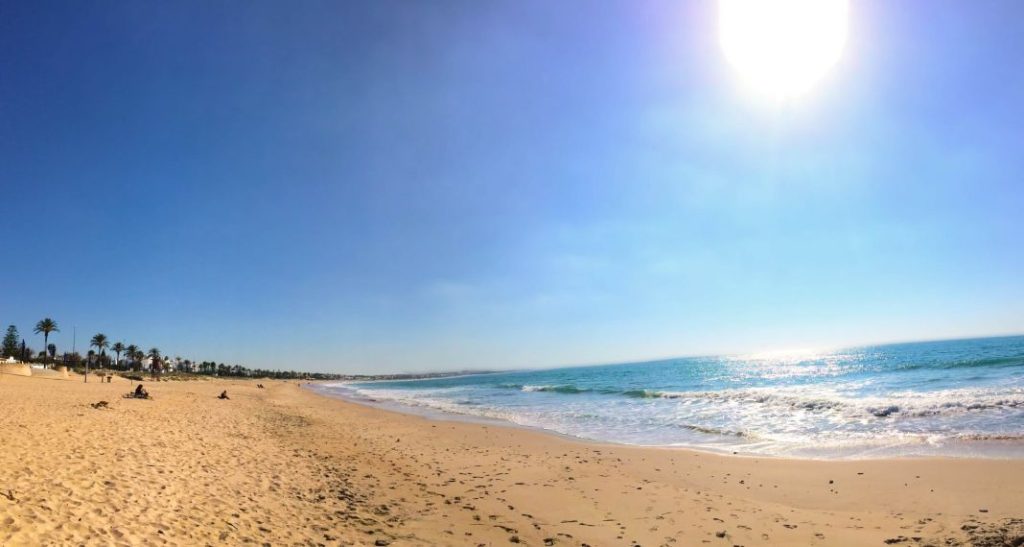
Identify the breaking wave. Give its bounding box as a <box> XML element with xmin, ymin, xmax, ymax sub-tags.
<box><xmin>520</xmin><ymin>384</ymin><xmax>594</xmax><ymax>394</ymax></box>
<box><xmin>522</xmin><ymin>385</ymin><xmax>1024</xmax><ymax>421</ymax></box>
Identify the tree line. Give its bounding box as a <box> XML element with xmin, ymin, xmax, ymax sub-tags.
<box><xmin>2</xmin><ymin>318</ymin><xmax>343</xmax><ymax>380</ymax></box>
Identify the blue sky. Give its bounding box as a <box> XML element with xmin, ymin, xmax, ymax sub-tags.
<box><xmin>2</xmin><ymin>1</ymin><xmax>1022</xmax><ymax>373</ymax></box>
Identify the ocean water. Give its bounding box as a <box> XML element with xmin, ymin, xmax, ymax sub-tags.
<box><xmin>317</xmin><ymin>336</ymin><xmax>1024</xmax><ymax>458</ymax></box>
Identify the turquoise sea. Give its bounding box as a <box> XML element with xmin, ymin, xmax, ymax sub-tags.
<box><xmin>318</xmin><ymin>336</ymin><xmax>1024</xmax><ymax>458</ymax></box>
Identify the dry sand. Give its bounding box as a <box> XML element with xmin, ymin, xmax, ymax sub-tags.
<box><xmin>1</xmin><ymin>372</ymin><xmax>1021</xmax><ymax>546</ymax></box>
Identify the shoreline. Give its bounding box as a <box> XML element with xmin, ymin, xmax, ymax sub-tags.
<box><xmin>310</xmin><ymin>380</ymin><xmax>1024</xmax><ymax>462</ymax></box>
<box><xmin>2</xmin><ymin>373</ymin><xmax>1022</xmax><ymax>546</ymax></box>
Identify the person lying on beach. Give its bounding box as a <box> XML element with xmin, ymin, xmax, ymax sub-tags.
<box><xmin>128</xmin><ymin>384</ymin><xmax>149</xmax><ymax>399</ymax></box>
<box><xmin>218</xmin><ymin>390</ymin><xmax>230</xmax><ymax>400</ymax></box>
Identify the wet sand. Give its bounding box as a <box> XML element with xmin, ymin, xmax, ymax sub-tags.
<box><xmin>1</xmin><ymin>373</ymin><xmax>1021</xmax><ymax>546</ymax></box>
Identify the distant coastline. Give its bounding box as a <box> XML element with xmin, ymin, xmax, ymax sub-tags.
<box><xmin>323</xmin><ymin>369</ymin><xmax>507</xmax><ymax>383</ymax></box>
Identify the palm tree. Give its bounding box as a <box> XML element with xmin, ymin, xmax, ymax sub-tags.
<box><xmin>111</xmin><ymin>342</ymin><xmax>126</xmax><ymax>370</ymax></box>
<box><xmin>34</xmin><ymin>318</ymin><xmax>59</xmax><ymax>366</ymax></box>
<box><xmin>148</xmin><ymin>347</ymin><xmax>162</xmax><ymax>379</ymax></box>
<box><xmin>126</xmin><ymin>344</ymin><xmax>139</xmax><ymax>370</ymax></box>
<box><xmin>90</xmin><ymin>333</ymin><xmax>108</xmax><ymax>369</ymax></box>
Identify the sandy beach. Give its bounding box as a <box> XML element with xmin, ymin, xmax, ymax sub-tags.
<box><xmin>1</xmin><ymin>372</ymin><xmax>1021</xmax><ymax>546</ymax></box>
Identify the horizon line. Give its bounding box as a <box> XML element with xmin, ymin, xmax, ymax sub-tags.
<box><xmin>360</xmin><ymin>330</ymin><xmax>1024</xmax><ymax>377</ymax></box>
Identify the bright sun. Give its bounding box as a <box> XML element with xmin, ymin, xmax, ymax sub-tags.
<box><xmin>718</xmin><ymin>0</ymin><xmax>849</xmax><ymax>99</ymax></box>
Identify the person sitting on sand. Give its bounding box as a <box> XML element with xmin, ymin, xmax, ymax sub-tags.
<box><xmin>218</xmin><ymin>390</ymin><xmax>230</xmax><ymax>400</ymax></box>
<box><xmin>132</xmin><ymin>384</ymin><xmax>149</xmax><ymax>399</ymax></box>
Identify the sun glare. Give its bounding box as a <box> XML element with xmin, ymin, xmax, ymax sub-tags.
<box><xmin>718</xmin><ymin>0</ymin><xmax>849</xmax><ymax>100</ymax></box>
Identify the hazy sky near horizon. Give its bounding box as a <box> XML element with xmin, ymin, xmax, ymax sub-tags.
<box><xmin>2</xmin><ymin>1</ymin><xmax>1022</xmax><ymax>373</ymax></box>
